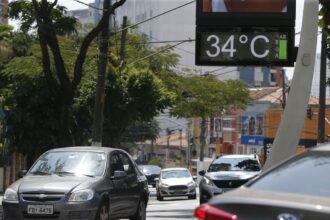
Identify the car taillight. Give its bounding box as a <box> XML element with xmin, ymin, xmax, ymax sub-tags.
<box><xmin>194</xmin><ymin>204</ymin><xmax>238</xmax><ymax>220</ymax></box>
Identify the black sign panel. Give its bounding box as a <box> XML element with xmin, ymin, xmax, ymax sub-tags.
<box><xmin>196</xmin><ymin>27</ymin><xmax>295</xmax><ymax>66</ymax></box>
<box><xmin>196</xmin><ymin>0</ymin><xmax>296</xmax><ymax>27</ymax></box>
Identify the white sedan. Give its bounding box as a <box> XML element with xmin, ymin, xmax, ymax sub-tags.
<box><xmin>156</xmin><ymin>167</ymin><xmax>197</xmax><ymax>201</ymax></box>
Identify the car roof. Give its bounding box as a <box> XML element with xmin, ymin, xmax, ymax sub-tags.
<box><xmin>216</xmin><ymin>154</ymin><xmax>257</xmax><ymax>159</ymax></box>
<box><xmin>311</xmin><ymin>143</ymin><xmax>330</xmax><ymax>152</ymax></box>
<box><xmin>162</xmin><ymin>167</ymin><xmax>189</xmax><ymax>171</ymax></box>
<box><xmin>46</xmin><ymin>146</ymin><xmax>122</xmax><ymax>154</ymax></box>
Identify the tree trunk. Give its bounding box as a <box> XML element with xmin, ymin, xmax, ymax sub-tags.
<box><xmin>55</xmin><ymin>90</ymin><xmax>74</xmax><ymax>147</ymax></box>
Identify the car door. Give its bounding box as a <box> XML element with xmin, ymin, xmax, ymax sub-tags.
<box><xmin>118</xmin><ymin>152</ymin><xmax>140</xmax><ymax>215</ymax></box>
<box><xmin>108</xmin><ymin>153</ymin><xmax>129</xmax><ymax>217</ymax></box>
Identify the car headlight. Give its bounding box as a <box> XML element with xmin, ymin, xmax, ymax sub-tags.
<box><xmin>159</xmin><ymin>182</ymin><xmax>169</xmax><ymax>187</ymax></box>
<box><xmin>4</xmin><ymin>188</ymin><xmax>18</xmax><ymax>202</ymax></box>
<box><xmin>187</xmin><ymin>181</ymin><xmax>196</xmax><ymax>187</ymax></box>
<box><xmin>68</xmin><ymin>189</ymin><xmax>94</xmax><ymax>201</ymax></box>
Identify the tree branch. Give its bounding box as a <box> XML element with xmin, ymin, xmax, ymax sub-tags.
<box><xmin>72</xmin><ymin>0</ymin><xmax>126</xmax><ymax>89</ymax></box>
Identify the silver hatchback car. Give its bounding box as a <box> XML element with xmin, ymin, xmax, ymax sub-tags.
<box><xmin>2</xmin><ymin>146</ymin><xmax>149</xmax><ymax>220</ymax></box>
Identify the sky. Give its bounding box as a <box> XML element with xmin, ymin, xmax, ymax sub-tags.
<box><xmin>8</xmin><ymin>0</ymin><xmax>313</xmax><ymax>80</ymax></box>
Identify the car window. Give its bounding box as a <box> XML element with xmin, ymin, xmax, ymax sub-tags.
<box><xmin>208</xmin><ymin>157</ymin><xmax>260</xmax><ymax>172</ymax></box>
<box><xmin>119</xmin><ymin>153</ymin><xmax>135</xmax><ymax>175</ymax></box>
<box><xmin>140</xmin><ymin>165</ymin><xmax>161</xmax><ymax>173</ymax></box>
<box><xmin>250</xmin><ymin>151</ymin><xmax>330</xmax><ymax>198</ymax></box>
<box><xmin>29</xmin><ymin>151</ymin><xmax>106</xmax><ymax>177</ymax></box>
<box><xmin>109</xmin><ymin>154</ymin><xmax>124</xmax><ymax>176</ymax></box>
<box><xmin>162</xmin><ymin>170</ymin><xmax>191</xmax><ymax>179</ymax></box>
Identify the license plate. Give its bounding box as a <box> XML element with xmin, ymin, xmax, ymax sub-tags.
<box><xmin>27</xmin><ymin>205</ymin><xmax>53</xmax><ymax>215</ymax></box>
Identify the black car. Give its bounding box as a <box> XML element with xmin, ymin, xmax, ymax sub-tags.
<box><xmin>2</xmin><ymin>146</ymin><xmax>149</xmax><ymax>220</ymax></box>
<box><xmin>138</xmin><ymin>165</ymin><xmax>161</xmax><ymax>187</ymax></box>
<box><xmin>194</xmin><ymin>144</ymin><xmax>330</xmax><ymax>220</ymax></box>
<box><xmin>198</xmin><ymin>154</ymin><xmax>261</xmax><ymax>204</ymax></box>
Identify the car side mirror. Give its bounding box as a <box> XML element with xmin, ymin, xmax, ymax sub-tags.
<box><xmin>112</xmin><ymin>170</ymin><xmax>127</xmax><ymax>180</ymax></box>
<box><xmin>17</xmin><ymin>170</ymin><xmax>28</xmax><ymax>179</ymax></box>
<box><xmin>193</xmin><ymin>176</ymin><xmax>197</xmax><ymax>180</ymax></box>
<box><xmin>198</xmin><ymin>170</ymin><xmax>206</xmax><ymax>176</ymax></box>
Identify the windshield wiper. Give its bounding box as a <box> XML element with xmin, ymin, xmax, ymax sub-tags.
<box><xmin>53</xmin><ymin>171</ymin><xmax>94</xmax><ymax>178</ymax></box>
<box><xmin>53</xmin><ymin>171</ymin><xmax>75</xmax><ymax>176</ymax></box>
<box><xmin>30</xmin><ymin>171</ymin><xmax>51</xmax><ymax>175</ymax></box>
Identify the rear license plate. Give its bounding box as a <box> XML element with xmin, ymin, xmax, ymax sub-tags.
<box><xmin>27</xmin><ymin>205</ymin><xmax>53</xmax><ymax>214</ymax></box>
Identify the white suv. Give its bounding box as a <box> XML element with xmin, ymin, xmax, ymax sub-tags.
<box><xmin>198</xmin><ymin>154</ymin><xmax>261</xmax><ymax>204</ymax></box>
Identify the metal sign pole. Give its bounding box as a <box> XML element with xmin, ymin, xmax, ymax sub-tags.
<box><xmin>263</xmin><ymin>0</ymin><xmax>319</xmax><ymax>170</ymax></box>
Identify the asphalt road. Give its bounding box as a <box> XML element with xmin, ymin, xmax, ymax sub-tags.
<box><xmin>146</xmin><ymin>186</ymin><xmax>199</xmax><ymax>220</ymax></box>
<box><xmin>0</xmin><ymin>187</ymin><xmax>199</xmax><ymax>220</ymax></box>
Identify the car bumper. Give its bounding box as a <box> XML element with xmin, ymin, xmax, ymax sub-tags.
<box><xmin>2</xmin><ymin>200</ymin><xmax>99</xmax><ymax>220</ymax></box>
<box><xmin>158</xmin><ymin>186</ymin><xmax>196</xmax><ymax>197</ymax></box>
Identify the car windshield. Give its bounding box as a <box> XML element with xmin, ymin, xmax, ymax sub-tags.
<box><xmin>208</xmin><ymin>157</ymin><xmax>260</xmax><ymax>172</ymax></box>
<box><xmin>140</xmin><ymin>165</ymin><xmax>161</xmax><ymax>173</ymax></box>
<box><xmin>29</xmin><ymin>151</ymin><xmax>107</xmax><ymax>177</ymax></box>
<box><xmin>162</xmin><ymin>170</ymin><xmax>191</xmax><ymax>179</ymax></box>
<box><xmin>249</xmin><ymin>151</ymin><xmax>330</xmax><ymax>198</ymax></box>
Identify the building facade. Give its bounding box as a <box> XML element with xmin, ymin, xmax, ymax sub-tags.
<box><xmin>0</xmin><ymin>0</ymin><xmax>8</xmax><ymax>24</ymax></box>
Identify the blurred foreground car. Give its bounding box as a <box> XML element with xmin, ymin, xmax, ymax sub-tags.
<box><xmin>138</xmin><ymin>165</ymin><xmax>161</xmax><ymax>187</ymax></box>
<box><xmin>3</xmin><ymin>146</ymin><xmax>149</xmax><ymax>220</ymax></box>
<box><xmin>194</xmin><ymin>145</ymin><xmax>330</xmax><ymax>220</ymax></box>
<box><xmin>199</xmin><ymin>154</ymin><xmax>261</xmax><ymax>204</ymax></box>
<box><xmin>156</xmin><ymin>168</ymin><xmax>196</xmax><ymax>201</ymax></box>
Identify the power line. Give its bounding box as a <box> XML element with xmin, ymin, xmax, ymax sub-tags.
<box><xmin>128</xmin><ymin>40</ymin><xmax>192</xmax><ymax>66</ymax></box>
<box><xmin>71</xmin><ymin>0</ymin><xmax>102</xmax><ymax>10</ymax></box>
<box><xmin>114</xmin><ymin>0</ymin><xmax>196</xmax><ymax>34</ymax></box>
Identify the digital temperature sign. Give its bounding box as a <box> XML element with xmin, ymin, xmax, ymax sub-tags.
<box><xmin>195</xmin><ymin>27</ymin><xmax>295</xmax><ymax>66</ymax></box>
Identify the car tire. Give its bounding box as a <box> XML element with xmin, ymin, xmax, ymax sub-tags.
<box><xmin>129</xmin><ymin>200</ymin><xmax>146</xmax><ymax>220</ymax></box>
<box><xmin>95</xmin><ymin>201</ymin><xmax>109</xmax><ymax>220</ymax></box>
<box><xmin>156</xmin><ymin>190</ymin><xmax>163</xmax><ymax>201</ymax></box>
<box><xmin>188</xmin><ymin>194</ymin><xmax>196</xmax><ymax>200</ymax></box>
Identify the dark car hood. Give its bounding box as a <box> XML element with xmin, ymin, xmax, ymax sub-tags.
<box><xmin>14</xmin><ymin>175</ymin><xmax>95</xmax><ymax>194</ymax></box>
<box><xmin>206</xmin><ymin>171</ymin><xmax>260</xmax><ymax>180</ymax></box>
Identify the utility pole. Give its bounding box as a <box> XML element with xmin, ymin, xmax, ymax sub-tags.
<box><xmin>318</xmin><ymin>30</ymin><xmax>327</xmax><ymax>143</ymax></box>
<box><xmin>120</xmin><ymin>16</ymin><xmax>128</xmax><ymax>66</ymax></box>
<box><xmin>199</xmin><ymin>117</ymin><xmax>206</xmax><ymax>162</ymax></box>
<box><xmin>92</xmin><ymin>0</ymin><xmax>112</xmax><ymax>146</ymax></box>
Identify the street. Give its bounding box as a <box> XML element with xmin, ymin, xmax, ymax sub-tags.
<box><xmin>0</xmin><ymin>187</ymin><xmax>199</xmax><ymax>220</ymax></box>
<box><xmin>146</xmin><ymin>186</ymin><xmax>199</xmax><ymax>220</ymax></box>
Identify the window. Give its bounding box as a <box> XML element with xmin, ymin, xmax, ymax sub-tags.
<box><xmin>109</xmin><ymin>154</ymin><xmax>124</xmax><ymax>176</ymax></box>
<box><xmin>250</xmin><ymin>151</ymin><xmax>330</xmax><ymax>198</ymax></box>
<box><xmin>119</xmin><ymin>153</ymin><xmax>135</xmax><ymax>175</ymax></box>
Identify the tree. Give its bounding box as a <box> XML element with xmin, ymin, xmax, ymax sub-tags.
<box><xmin>8</xmin><ymin>0</ymin><xmax>126</xmax><ymax>146</ymax></box>
<box><xmin>1</xmin><ymin>26</ymin><xmax>177</xmax><ymax>158</ymax></box>
<box><xmin>170</xmin><ymin>75</ymin><xmax>249</xmax><ymax>161</ymax></box>
<box><xmin>0</xmin><ymin>24</ymin><xmax>14</xmax><ymax>66</ymax></box>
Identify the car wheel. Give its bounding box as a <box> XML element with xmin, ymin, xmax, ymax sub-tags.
<box><xmin>129</xmin><ymin>200</ymin><xmax>146</xmax><ymax>220</ymax></box>
<box><xmin>188</xmin><ymin>194</ymin><xmax>196</xmax><ymax>200</ymax></box>
<box><xmin>156</xmin><ymin>190</ymin><xmax>163</xmax><ymax>201</ymax></box>
<box><xmin>95</xmin><ymin>201</ymin><xmax>109</xmax><ymax>220</ymax></box>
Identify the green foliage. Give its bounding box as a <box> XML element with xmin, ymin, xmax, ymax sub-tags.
<box><xmin>2</xmin><ymin>75</ymin><xmax>57</xmax><ymax>159</ymax></box>
<box><xmin>170</xmin><ymin>75</ymin><xmax>249</xmax><ymax>118</ymax></box>
<box><xmin>102</xmin><ymin>68</ymin><xmax>175</xmax><ymax>146</ymax></box>
<box><xmin>9</xmin><ymin>0</ymin><xmax>77</xmax><ymax>35</ymax></box>
<box><xmin>148</xmin><ymin>158</ymin><xmax>163</xmax><ymax>168</ymax></box>
<box><xmin>0</xmin><ymin>23</ymin><xmax>13</xmax><ymax>44</ymax></box>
